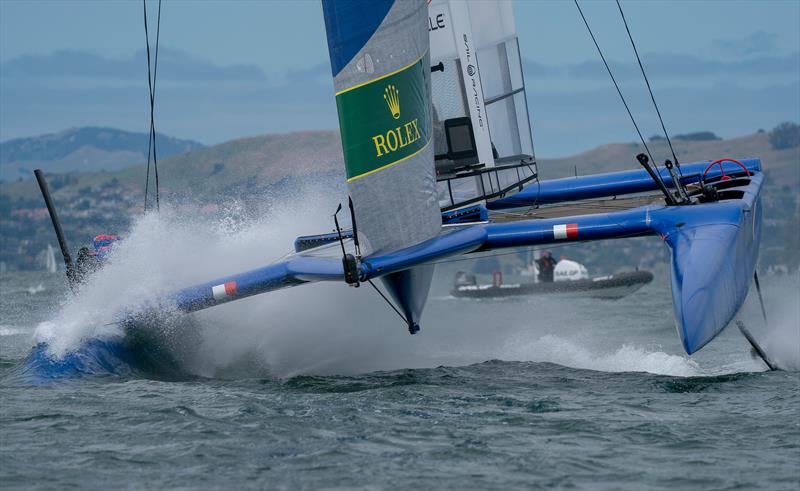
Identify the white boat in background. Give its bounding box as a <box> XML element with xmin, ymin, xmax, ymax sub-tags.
<box><xmin>452</xmin><ymin>258</ymin><xmax>653</xmax><ymax>300</ymax></box>
<box><xmin>45</xmin><ymin>244</ymin><xmax>57</xmax><ymax>273</ymax></box>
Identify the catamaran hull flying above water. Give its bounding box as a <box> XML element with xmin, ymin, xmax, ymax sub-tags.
<box><xmin>34</xmin><ymin>0</ymin><xmax>772</xmax><ymax>372</ymax></box>
<box><xmin>167</xmin><ymin>0</ymin><xmax>765</xmax><ymax>359</ymax></box>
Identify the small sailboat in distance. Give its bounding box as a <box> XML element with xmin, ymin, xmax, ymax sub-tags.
<box><xmin>46</xmin><ymin>244</ymin><xmax>57</xmax><ymax>273</ymax></box>
<box><xmin>36</xmin><ymin>244</ymin><xmax>57</xmax><ymax>274</ymax></box>
<box><xmin>34</xmin><ymin>0</ymin><xmax>769</xmax><ymax>367</ymax></box>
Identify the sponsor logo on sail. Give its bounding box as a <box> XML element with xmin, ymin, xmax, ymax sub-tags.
<box><xmin>384</xmin><ymin>84</ymin><xmax>401</xmax><ymax>119</ymax></box>
<box><xmin>334</xmin><ymin>54</ymin><xmax>430</xmax><ymax>180</ymax></box>
<box><xmin>372</xmin><ymin>84</ymin><xmax>422</xmax><ymax>158</ymax></box>
<box><xmin>462</xmin><ymin>34</ymin><xmax>484</xmax><ymax>129</ymax></box>
<box><xmin>428</xmin><ymin>12</ymin><xmax>445</xmax><ymax>31</ymax></box>
<box><xmin>372</xmin><ymin>120</ymin><xmax>422</xmax><ymax>158</ymax></box>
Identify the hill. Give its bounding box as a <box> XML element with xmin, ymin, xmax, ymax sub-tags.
<box><xmin>0</xmin><ymin>128</ymin><xmax>797</xmax><ymax>272</ymax></box>
<box><xmin>0</xmin><ymin>127</ymin><xmax>205</xmax><ymax>181</ymax></box>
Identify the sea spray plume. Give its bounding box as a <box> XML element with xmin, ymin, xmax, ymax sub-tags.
<box><xmin>497</xmin><ymin>332</ymin><xmax>703</xmax><ymax>377</ymax></box>
<box><xmin>759</xmin><ymin>272</ymin><xmax>800</xmax><ymax>370</ymax></box>
<box><xmin>30</xmin><ymin>178</ymin><xmax>352</xmax><ymax>376</ymax></box>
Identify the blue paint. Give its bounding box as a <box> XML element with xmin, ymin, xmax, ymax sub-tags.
<box><xmin>173</xmin><ymin>255</ymin><xmax>343</xmax><ymax>312</ymax></box>
<box><xmin>441</xmin><ymin>204</ymin><xmax>488</xmax><ymax>225</ymax></box>
<box><xmin>10</xmin><ymin>340</ymin><xmax>137</xmax><ymax>383</ymax></box>
<box><xmin>16</xmin><ymin>157</ymin><xmax>760</xmax><ymax>383</ymax></box>
<box><xmin>651</xmin><ymin>174</ymin><xmax>763</xmax><ymax>353</ymax></box>
<box><xmin>166</xmin><ymin>164</ymin><xmax>762</xmax><ymax>354</ymax></box>
<box><xmin>489</xmin><ymin>159</ymin><xmax>761</xmax><ymax>209</ymax></box>
<box><xmin>321</xmin><ymin>0</ymin><xmax>394</xmax><ymax>76</ymax></box>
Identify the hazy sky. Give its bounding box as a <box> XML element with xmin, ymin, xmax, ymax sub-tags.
<box><xmin>2</xmin><ymin>0</ymin><xmax>799</xmax><ymax>72</ymax></box>
<box><xmin>1</xmin><ymin>1</ymin><xmax>798</xmax><ymax>155</ymax></box>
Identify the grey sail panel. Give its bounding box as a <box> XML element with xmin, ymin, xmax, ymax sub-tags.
<box><xmin>322</xmin><ymin>0</ymin><xmax>441</xmax><ymax>255</ymax></box>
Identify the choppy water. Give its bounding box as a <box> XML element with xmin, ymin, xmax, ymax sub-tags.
<box><xmin>1</xmin><ymin>210</ymin><xmax>798</xmax><ymax>490</ymax></box>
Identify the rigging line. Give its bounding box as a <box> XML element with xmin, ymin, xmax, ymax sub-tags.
<box><xmin>573</xmin><ymin>0</ymin><xmax>657</xmax><ymax>170</ymax></box>
<box><xmin>142</xmin><ymin>0</ymin><xmax>162</xmax><ymax>211</ymax></box>
<box><xmin>152</xmin><ymin>0</ymin><xmax>162</xmax><ymax>210</ymax></box>
<box><xmin>142</xmin><ymin>0</ymin><xmax>153</xmax><ymax>211</ymax></box>
<box><xmin>367</xmin><ymin>279</ymin><xmax>409</xmax><ymax>325</ymax></box>
<box><xmin>615</xmin><ymin>0</ymin><xmax>681</xmax><ymax>175</ymax></box>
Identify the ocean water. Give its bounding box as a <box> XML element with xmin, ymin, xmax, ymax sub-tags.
<box><xmin>1</xmin><ymin>211</ymin><xmax>798</xmax><ymax>490</ymax></box>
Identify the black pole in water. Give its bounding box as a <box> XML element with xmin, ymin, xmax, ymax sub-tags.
<box><xmin>735</xmin><ymin>272</ymin><xmax>776</xmax><ymax>371</ymax></box>
<box><xmin>737</xmin><ymin>321</ymin><xmax>777</xmax><ymax>371</ymax></box>
<box><xmin>33</xmin><ymin>169</ymin><xmax>77</xmax><ymax>289</ymax></box>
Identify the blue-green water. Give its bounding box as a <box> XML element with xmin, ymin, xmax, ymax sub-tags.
<box><xmin>1</xmin><ymin>269</ymin><xmax>798</xmax><ymax>490</ymax></box>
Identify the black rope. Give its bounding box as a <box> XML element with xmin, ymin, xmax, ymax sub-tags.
<box><xmin>142</xmin><ymin>0</ymin><xmax>162</xmax><ymax>211</ymax></box>
<box><xmin>367</xmin><ymin>279</ymin><xmax>409</xmax><ymax>325</ymax></box>
<box><xmin>142</xmin><ymin>0</ymin><xmax>152</xmax><ymax>211</ymax></box>
<box><xmin>152</xmin><ymin>0</ymin><xmax>161</xmax><ymax>209</ymax></box>
<box><xmin>574</xmin><ymin>0</ymin><xmax>656</xmax><ymax>169</ymax></box>
<box><xmin>615</xmin><ymin>0</ymin><xmax>681</xmax><ymax>175</ymax></box>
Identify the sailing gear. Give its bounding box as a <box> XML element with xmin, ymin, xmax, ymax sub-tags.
<box><xmin>93</xmin><ymin>235</ymin><xmax>121</xmax><ymax>259</ymax></box>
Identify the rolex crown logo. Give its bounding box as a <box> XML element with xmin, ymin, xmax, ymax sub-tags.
<box><xmin>384</xmin><ymin>84</ymin><xmax>400</xmax><ymax>119</ymax></box>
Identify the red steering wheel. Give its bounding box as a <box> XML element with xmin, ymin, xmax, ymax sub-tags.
<box><xmin>702</xmin><ymin>158</ymin><xmax>751</xmax><ymax>182</ymax></box>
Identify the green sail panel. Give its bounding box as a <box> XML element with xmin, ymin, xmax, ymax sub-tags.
<box><xmin>336</xmin><ymin>55</ymin><xmax>430</xmax><ymax>181</ymax></box>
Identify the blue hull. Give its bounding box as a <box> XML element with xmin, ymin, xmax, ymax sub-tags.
<box><xmin>18</xmin><ymin>158</ymin><xmax>763</xmax><ymax>382</ymax></box>
<box><xmin>166</xmin><ymin>159</ymin><xmax>763</xmax><ymax>355</ymax></box>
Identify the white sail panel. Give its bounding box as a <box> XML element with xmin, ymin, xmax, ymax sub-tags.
<box><xmin>428</xmin><ymin>0</ymin><xmax>536</xmax><ymax>211</ymax></box>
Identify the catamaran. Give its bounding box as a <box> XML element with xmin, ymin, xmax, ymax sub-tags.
<box><xmin>34</xmin><ymin>0</ymin><xmax>771</xmax><ymax>369</ymax></box>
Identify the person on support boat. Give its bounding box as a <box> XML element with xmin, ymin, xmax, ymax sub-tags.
<box><xmin>535</xmin><ymin>251</ymin><xmax>557</xmax><ymax>283</ymax></box>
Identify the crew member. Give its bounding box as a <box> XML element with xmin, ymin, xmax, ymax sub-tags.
<box><xmin>74</xmin><ymin>247</ymin><xmax>98</xmax><ymax>284</ymax></box>
<box><xmin>535</xmin><ymin>250</ymin><xmax>557</xmax><ymax>283</ymax></box>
